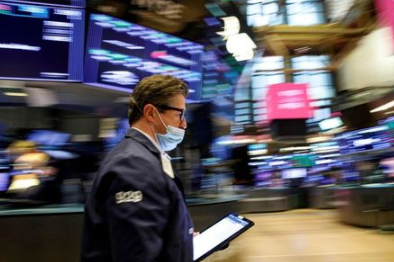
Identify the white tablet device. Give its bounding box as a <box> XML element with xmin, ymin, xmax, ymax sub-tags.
<box><xmin>193</xmin><ymin>213</ymin><xmax>254</xmax><ymax>262</ymax></box>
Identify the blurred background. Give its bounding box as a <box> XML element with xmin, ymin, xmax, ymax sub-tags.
<box><xmin>0</xmin><ymin>0</ymin><xmax>393</xmax><ymax>205</ymax></box>
<box><xmin>0</xmin><ymin>0</ymin><xmax>394</xmax><ymax>261</ymax></box>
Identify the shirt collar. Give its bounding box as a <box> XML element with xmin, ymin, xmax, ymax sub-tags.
<box><xmin>131</xmin><ymin>127</ymin><xmax>167</xmax><ymax>156</ymax></box>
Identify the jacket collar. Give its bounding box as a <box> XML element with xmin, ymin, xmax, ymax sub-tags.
<box><xmin>125</xmin><ymin>128</ymin><xmax>161</xmax><ymax>155</ymax></box>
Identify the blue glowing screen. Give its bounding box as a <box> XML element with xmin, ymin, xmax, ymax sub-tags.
<box><xmin>84</xmin><ymin>14</ymin><xmax>204</xmax><ymax>101</ymax></box>
<box><xmin>0</xmin><ymin>1</ymin><xmax>84</xmax><ymax>81</ymax></box>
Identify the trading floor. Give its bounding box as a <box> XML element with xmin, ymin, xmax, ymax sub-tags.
<box><xmin>205</xmin><ymin>209</ymin><xmax>394</xmax><ymax>262</ymax></box>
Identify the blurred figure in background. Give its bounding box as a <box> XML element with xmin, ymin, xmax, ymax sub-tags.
<box><xmin>7</xmin><ymin>140</ymin><xmax>62</xmax><ymax>205</ymax></box>
<box><xmin>81</xmin><ymin>75</ymin><xmax>194</xmax><ymax>262</ymax></box>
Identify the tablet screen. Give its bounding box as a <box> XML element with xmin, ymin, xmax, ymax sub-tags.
<box><xmin>193</xmin><ymin>213</ymin><xmax>254</xmax><ymax>262</ymax></box>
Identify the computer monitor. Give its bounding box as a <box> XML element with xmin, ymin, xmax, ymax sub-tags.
<box><xmin>0</xmin><ymin>1</ymin><xmax>85</xmax><ymax>81</ymax></box>
<box><xmin>27</xmin><ymin>130</ymin><xmax>71</xmax><ymax>147</ymax></box>
<box><xmin>84</xmin><ymin>13</ymin><xmax>204</xmax><ymax>100</ymax></box>
<box><xmin>335</xmin><ymin>125</ymin><xmax>392</xmax><ymax>155</ymax></box>
<box><xmin>281</xmin><ymin>168</ymin><xmax>307</xmax><ymax>179</ymax></box>
<box><xmin>318</xmin><ymin>117</ymin><xmax>343</xmax><ymax>131</ymax></box>
<box><xmin>1</xmin><ymin>0</ymin><xmax>85</xmax><ymax>8</ymax></box>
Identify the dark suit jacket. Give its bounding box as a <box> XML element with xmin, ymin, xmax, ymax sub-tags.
<box><xmin>81</xmin><ymin>128</ymin><xmax>194</xmax><ymax>262</ymax></box>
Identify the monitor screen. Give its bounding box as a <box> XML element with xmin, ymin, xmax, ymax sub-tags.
<box><xmin>0</xmin><ymin>1</ymin><xmax>84</xmax><ymax>81</ymax></box>
<box><xmin>84</xmin><ymin>14</ymin><xmax>204</xmax><ymax>100</ymax></box>
<box><xmin>266</xmin><ymin>83</ymin><xmax>312</xmax><ymax>121</ymax></box>
<box><xmin>291</xmin><ymin>154</ymin><xmax>315</xmax><ymax>168</ymax></box>
<box><xmin>1</xmin><ymin>0</ymin><xmax>85</xmax><ymax>8</ymax></box>
<box><xmin>27</xmin><ymin>130</ymin><xmax>71</xmax><ymax>147</ymax></box>
<box><xmin>281</xmin><ymin>168</ymin><xmax>307</xmax><ymax>179</ymax></box>
<box><xmin>200</xmin><ymin>50</ymin><xmax>237</xmax><ymax>101</ymax></box>
<box><xmin>335</xmin><ymin>125</ymin><xmax>392</xmax><ymax>155</ymax></box>
<box><xmin>318</xmin><ymin>117</ymin><xmax>343</xmax><ymax>131</ymax></box>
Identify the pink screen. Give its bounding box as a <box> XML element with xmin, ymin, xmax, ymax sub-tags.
<box><xmin>266</xmin><ymin>83</ymin><xmax>312</xmax><ymax>121</ymax></box>
<box><xmin>375</xmin><ymin>0</ymin><xmax>394</xmax><ymax>51</ymax></box>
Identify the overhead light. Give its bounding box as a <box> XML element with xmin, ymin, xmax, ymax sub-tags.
<box><xmin>226</xmin><ymin>33</ymin><xmax>256</xmax><ymax>61</ymax></box>
<box><xmin>3</xmin><ymin>92</ymin><xmax>28</xmax><ymax>97</ymax></box>
<box><xmin>294</xmin><ymin>46</ymin><xmax>311</xmax><ymax>52</ymax></box>
<box><xmin>217</xmin><ymin>16</ymin><xmax>240</xmax><ymax>40</ymax></box>
<box><xmin>216</xmin><ymin>16</ymin><xmax>256</xmax><ymax>61</ymax></box>
<box><xmin>294</xmin><ymin>46</ymin><xmax>311</xmax><ymax>54</ymax></box>
<box><xmin>370</xmin><ymin>100</ymin><xmax>394</xmax><ymax>113</ymax></box>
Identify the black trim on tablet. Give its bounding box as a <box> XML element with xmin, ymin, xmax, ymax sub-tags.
<box><xmin>193</xmin><ymin>213</ymin><xmax>254</xmax><ymax>262</ymax></box>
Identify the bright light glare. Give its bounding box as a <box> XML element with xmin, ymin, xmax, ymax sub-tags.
<box><xmin>370</xmin><ymin>100</ymin><xmax>394</xmax><ymax>113</ymax></box>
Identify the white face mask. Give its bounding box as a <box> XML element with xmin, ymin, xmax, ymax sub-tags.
<box><xmin>155</xmin><ymin>109</ymin><xmax>185</xmax><ymax>151</ymax></box>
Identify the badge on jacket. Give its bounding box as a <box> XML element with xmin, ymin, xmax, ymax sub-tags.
<box><xmin>115</xmin><ymin>190</ymin><xmax>143</xmax><ymax>204</ymax></box>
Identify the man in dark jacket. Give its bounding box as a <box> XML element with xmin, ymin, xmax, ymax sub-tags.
<box><xmin>81</xmin><ymin>75</ymin><xmax>194</xmax><ymax>262</ymax></box>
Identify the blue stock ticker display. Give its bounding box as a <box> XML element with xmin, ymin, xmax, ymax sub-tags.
<box><xmin>0</xmin><ymin>0</ymin><xmax>85</xmax><ymax>8</ymax></box>
<box><xmin>84</xmin><ymin>14</ymin><xmax>204</xmax><ymax>101</ymax></box>
<box><xmin>335</xmin><ymin>125</ymin><xmax>393</xmax><ymax>155</ymax></box>
<box><xmin>0</xmin><ymin>1</ymin><xmax>84</xmax><ymax>81</ymax></box>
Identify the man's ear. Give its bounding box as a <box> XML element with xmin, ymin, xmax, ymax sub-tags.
<box><xmin>143</xmin><ymin>104</ymin><xmax>156</xmax><ymax>123</ymax></box>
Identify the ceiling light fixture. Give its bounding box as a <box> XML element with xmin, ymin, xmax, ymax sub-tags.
<box><xmin>3</xmin><ymin>92</ymin><xmax>28</xmax><ymax>97</ymax></box>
